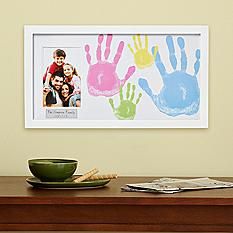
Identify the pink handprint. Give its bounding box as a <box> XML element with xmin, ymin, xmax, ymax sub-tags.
<box><xmin>85</xmin><ymin>35</ymin><xmax>136</xmax><ymax>97</ymax></box>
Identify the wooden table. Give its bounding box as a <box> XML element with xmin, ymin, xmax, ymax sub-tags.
<box><xmin>0</xmin><ymin>176</ymin><xmax>233</xmax><ymax>232</ymax></box>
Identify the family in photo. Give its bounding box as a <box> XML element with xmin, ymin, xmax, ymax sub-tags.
<box><xmin>43</xmin><ymin>49</ymin><xmax>81</xmax><ymax>108</ymax></box>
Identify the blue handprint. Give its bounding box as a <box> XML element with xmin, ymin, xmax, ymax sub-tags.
<box><xmin>139</xmin><ymin>36</ymin><xmax>200</xmax><ymax>117</ymax></box>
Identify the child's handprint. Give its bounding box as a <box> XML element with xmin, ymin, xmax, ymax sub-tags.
<box><xmin>139</xmin><ymin>36</ymin><xmax>200</xmax><ymax>116</ymax></box>
<box><xmin>85</xmin><ymin>35</ymin><xmax>136</xmax><ymax>97</ymax></box>
<box><xmin>128</xmin><ymin>35</ymin><xmax>157</xmax><ymax>69</ymax></box>
<box><xmin>109</xmin><ymin>83</ymin><xmax>142</xmax><ymax>120</ymax></box>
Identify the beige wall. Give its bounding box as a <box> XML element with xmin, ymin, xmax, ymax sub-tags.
<box><xmin>0</xmin><ymin>0</ymin><xmax>232</xmax><ymax>177</ymax></box>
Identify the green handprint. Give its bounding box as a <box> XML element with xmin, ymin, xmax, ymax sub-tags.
<box><xmin>109</xmin><ymin>83</ymin><xmax>142</xmax><ymax>120</ymax></box>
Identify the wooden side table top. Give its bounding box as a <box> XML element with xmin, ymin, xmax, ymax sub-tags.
<box><xmin>1</xmin><ymin>176</ymin><xmax>233</xmax><ymax>203</ymax></box>
<box><xmin>0</xmin><ymin>176</ymin><xmax>233</xmax><ymax>232</ymax></box>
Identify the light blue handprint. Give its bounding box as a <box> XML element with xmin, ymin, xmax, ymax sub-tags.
<box><xmin>139</xmin><ymin>36</ymin><xmax>200</xmax><ymax>117</ymax></box>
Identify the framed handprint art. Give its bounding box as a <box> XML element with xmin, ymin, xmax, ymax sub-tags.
<box><xmin>24</xmin><ymin>25</ymin><xmax>208</xmax><ymax>128</ymax></box>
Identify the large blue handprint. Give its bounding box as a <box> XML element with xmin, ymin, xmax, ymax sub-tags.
<box><xmin>139</xmin><ymin>36</ymin><xmax>200</xmax><ymax>117</ymax></box>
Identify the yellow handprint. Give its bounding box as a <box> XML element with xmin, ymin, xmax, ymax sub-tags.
<box><xmin>128</xmin><ymin>35</ymin><xmax>157</xmax><ymax>69</ymax></box>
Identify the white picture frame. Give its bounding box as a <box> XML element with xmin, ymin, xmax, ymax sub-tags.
<box><xmin>24</xmin><ymin>25</ymin><xmax>208</xmax><ymax>128</ymax></box>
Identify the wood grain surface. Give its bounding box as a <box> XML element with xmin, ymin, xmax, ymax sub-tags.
<box><xmin>0</xmin><ymin>176</ymin><xmax>233</xmax><ymax>231</ymax></box>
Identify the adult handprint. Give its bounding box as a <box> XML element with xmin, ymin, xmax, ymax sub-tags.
<box><xmin>139</xmin><ymin>36</ymin><xmax>200</xmax><ymax>116</ymax></box>
<box><xmin>85</xmin><ymin>35</ymin><xmax>136</xmax><ymax>97</ymax></box>
<box><xmin>128</xmin><ymin>35</ymin><xmax>156</xmax><ymax>69</ymax></box>
<box><xmin>109</xmin><ymin>83</ymin><xmax>142</xmax><ymax>120</ymax></box>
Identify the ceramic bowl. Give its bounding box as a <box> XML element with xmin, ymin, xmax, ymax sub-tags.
<box><xmin>28</xmin><ymin>159</ymin><xmax>78</xmax><ymax>182</ymax></box>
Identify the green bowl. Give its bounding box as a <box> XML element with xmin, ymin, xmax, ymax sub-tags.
<box><xmin>28</xmin><ymin>159</ymin><xmax>78</xmax><ymax>182</ymax></box>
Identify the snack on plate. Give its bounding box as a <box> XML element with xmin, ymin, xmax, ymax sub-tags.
<box><xmin>86</xmin><ymin>174</ymin><xmax>118</xmax><ymax>181</ymax></box>
<box><xmin>74</xmin><ymin>168</ymin><xmax>99</xmax><ymax>183</ymax></box>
